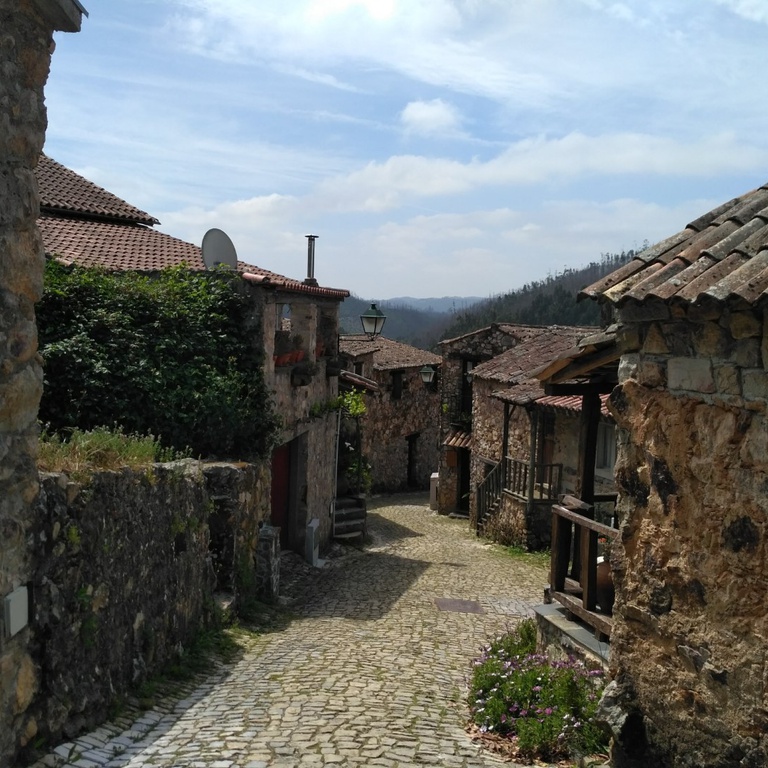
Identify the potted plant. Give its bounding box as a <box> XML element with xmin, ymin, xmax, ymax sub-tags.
<box><xmin>596</xmin><ymin>536</ymin><xmax>615</xmax><ymax>615</ymax></box>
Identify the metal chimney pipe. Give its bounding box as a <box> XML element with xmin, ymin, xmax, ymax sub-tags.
<box><xmin>304</xmin><ymin>234</ymin><xmax>318</xmax><ymax>285</ymax></box>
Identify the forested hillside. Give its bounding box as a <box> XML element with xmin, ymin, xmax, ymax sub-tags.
<box><xmin>436</xmin><ymin>249</ymin><xmax>639</xmax><ymax>342</ymax></box>
<box><xmin>340</xmin><ymin>249</ymin><xmax>640</xmax><ymax>350</ymax></box>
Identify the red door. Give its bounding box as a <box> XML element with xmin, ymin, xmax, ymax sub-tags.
<box><xmin>271</xmin><ymin>443</ymin><xmax>290</xmax><ymax>548</ymax></box>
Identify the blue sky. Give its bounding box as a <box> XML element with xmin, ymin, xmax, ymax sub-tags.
<box><xmin>44</xmin><ymin>0</ymin><xmax>768</xmax><ymax>299</ymax></box>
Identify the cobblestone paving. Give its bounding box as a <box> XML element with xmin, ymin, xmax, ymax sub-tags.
<box><xmin>34</xmin><ymin>494</ymin><xmax>549</xmax><ymax>768</ymax></box>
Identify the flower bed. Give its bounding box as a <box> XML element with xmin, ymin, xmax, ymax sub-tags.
<box><xmin>468</xmin><ymin>619</ymin><xmax>608</xmax><ymax>763</ymax></box>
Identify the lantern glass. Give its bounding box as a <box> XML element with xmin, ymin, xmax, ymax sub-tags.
<box><xmin>360</xmin><ymin>303</ymin><xmax>386</xmax><ymax>338</ymax></box>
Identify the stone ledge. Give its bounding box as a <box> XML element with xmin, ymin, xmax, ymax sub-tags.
<box><xmin>534</xmin><ymin>602</ymin><xmax>610</xmax><ymax>670</ymax></box>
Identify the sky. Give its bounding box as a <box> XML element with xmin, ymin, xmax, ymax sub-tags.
<box><xmin>43</xmin><ymin>0</ymin><xmax>768</xmax><ymax>300</ymax></box>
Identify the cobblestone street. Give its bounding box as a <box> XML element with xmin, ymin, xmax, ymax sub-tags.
<box><xmin>34</xmin><ymin>494</ymin><xmax>549</xmax><ymax>768</ymax></box>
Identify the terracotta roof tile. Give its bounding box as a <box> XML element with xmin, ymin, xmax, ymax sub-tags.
<box><xmin>439</xmin><ymin>322</ymin><xmax>539</xmax><ymax>347</ymax></box>
<box><xmin>37</xmin><ymin>154</ymin><xmax>159</xmax><ymax>225</ymax></box>
<box><xmin>581</xmin><ymin>182</ymin><xmax>768</xmax><ymax>308</ymax></box>
<box><xmin>339</xmin><ymin>335</ymin><xmax>441</xmax><ymax>370</ymax></box>
<box><xmin>444</xmin><ymin>428</ymin><xmax>472</xmax><ymax>449</ymax></box>
<box><xmin>36</xmin><ymin>157</ymin><xmax>349</xmax><ymax>300</ymax></box>
<box><xmin>472</xmin><ymin>325</ymin><xmax>595</xmax><ymax>383</ymax></box>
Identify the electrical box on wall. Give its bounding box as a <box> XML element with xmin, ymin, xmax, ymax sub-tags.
<box><xmin>4</xmin><ymin>585</ymin><xmax>29</xmax><ymax>638</ymax></box>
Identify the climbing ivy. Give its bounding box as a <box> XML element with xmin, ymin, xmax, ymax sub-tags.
<box><xmin>37</xmin><ymin>262</ymin><xmax>280</xmax><ymax>460</ymax></box>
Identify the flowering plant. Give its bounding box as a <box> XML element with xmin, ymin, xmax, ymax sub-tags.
<box><xmin>468</xmin><ymin>619</ymin><xmax>608</xmax><ymax>761</ymax></box>
<box><xmin>598</xmin><ymin>536</ymin><xmax>613</xmax><ymax>559</ymax></box>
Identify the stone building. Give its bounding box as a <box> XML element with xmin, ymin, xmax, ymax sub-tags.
<box><xmin>34</xmin><ymin>155</ymin><xmax>349</xmax><ymax>557</ymax></box>
<box><xmin>339</xmin><ymin>334</ymin><xmax>441</xmax><ymax>493</ymax></box>
<box><xmin>469</xmin><ymin>325</ymin><xmax>615</xmax><ymax>548</ymax></box>
<box><xmin>437</xmin><ymin>324</ymin><xmax>524</xmax><ymax>515</ymax></box>
<box><xmin>0</xmin><ymin>1</ymin><xmax>85</xmax><ymax>764</ymax></box>
<box><xmin>562</xmin><ymin>182</ymin><xmax>768</xmax><ymax>767</ymax></box>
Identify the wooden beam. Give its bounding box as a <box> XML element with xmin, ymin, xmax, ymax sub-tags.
<box><xmin>552</xmin><ymin>591</ymin><xmax>613</xmax><ymax>638</ymax></box>
<box><xmin>546</xmin><ymin>346</ymin><xmax>621</xmax><ymax>385</ymax></box>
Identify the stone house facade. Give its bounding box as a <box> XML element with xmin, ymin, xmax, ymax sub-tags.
<box><xmin>437</xmin><ymin>324</ymin><xmax>525</xmax><ymax>515</ymax></box>
<box><xmin>469</xmin><ymin>325</ymin><xmax>615</xmax><ymax>547</ymax></box>
<box><xmin>35</xmin><ymin>155</ymin><xmax>350</xmax><ymax>557</ymax></box>
<box><xmin>0</xmin><ymin>1</ymin><xmax>84</xmax><ymax>764</ymax></box>
<box><xmin>575</xmin><ymin>182</ymin><xmax>768</xmax><ymax>767</ymax></box>
<box><xmin>339</xmin><ymin>335</ymin><xmax>441</xmax><ymax>492</ymax></box>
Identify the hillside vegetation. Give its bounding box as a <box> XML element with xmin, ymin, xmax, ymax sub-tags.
<box><xmin>343</xmin><ymin>250</ymin><xmax>639</xmax><ymax>349</ymax></box>
<box><xmin>439</xmin><ymin>249</ymin><xmax>637</xmax><ymax>341</ymax></box>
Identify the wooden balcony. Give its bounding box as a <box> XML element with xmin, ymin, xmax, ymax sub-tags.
<box><xmin>505</xmin><ymin>457</ymin><xmax>562</xmax><ymax>504</ymax></box>
<box><xmin>550</xmin><ymin>495</ymin><xmax>619</xmax><ymax>640</ymax></box>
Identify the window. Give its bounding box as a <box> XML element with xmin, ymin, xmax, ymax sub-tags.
<box><xmin>391</xmin><ymin>370</ymin><xmax>403</xmax><ymax>400</ymax></box>
<box><xmin>354</xmin><ymin>361</ymin><xmax>364</xmax><ymax>376</ymax></box>
<box><xmin>596</xmin><ymin>423</ymin><xmax>617</xmax><ymax>471</ymax></box>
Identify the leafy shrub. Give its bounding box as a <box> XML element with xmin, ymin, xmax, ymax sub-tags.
<box><xmin>468</xmin><ymin>619</ymin><xmax>608</xmax><ymax>761</ymax></box>
<box><xmin>37</xmin><ymin>263</ymin><xmax>280</xmax><ymax>459</ymax></box>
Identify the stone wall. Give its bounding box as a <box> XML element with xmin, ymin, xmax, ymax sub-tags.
<box><xmin>0</xmin><ymin>2</ymin><xmax>81</xmax><ymax>764</ymax></box>
<box><xmin>267</xmin><ymin>293</ymin><xmax>340</xmax><ymax>551</ymax></box>
<box><xmin>362</xmin><ymin>367</ymin><xmax>440</xmax><ymax>492</ymax></box>
<box><xmin>20</xmin><ymin>460</ymin><xmax>270</xmax><ymax>760</ymax></box>
<box><xmin>606</xmin><ymin>303</ymin><xmax>768</xmax><ymax>768</ymax></box>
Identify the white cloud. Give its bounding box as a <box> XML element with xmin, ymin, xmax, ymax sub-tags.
<box><xmin>308</xmin><ymin>132</ymin><xmax>768</xmax><ymax>213</ymax></box>
<box><xmin>400</xmin><ymin>99</ymin><xmax>463</xmax><ymax>136</ymax></box>
<box><xmin>710</xmin><ymin>0</ymin><xmax>768</xmax><ymax>23</ymax></box>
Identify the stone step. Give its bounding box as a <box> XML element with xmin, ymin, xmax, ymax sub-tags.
<box><xmin>335</xmin><ymin>495</ymin><xmax>367</xmax><ymax>511</ymax></box>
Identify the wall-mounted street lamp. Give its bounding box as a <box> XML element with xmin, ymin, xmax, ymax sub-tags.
<box><xmin>419</xmin><ymin>365</ymin><xmax>437</xmax><ymax>385</ymax></box>
<box><xmin>360</xmin><ymin>303</ymin><xmax>386</xmax><ymax>339</ymax></box>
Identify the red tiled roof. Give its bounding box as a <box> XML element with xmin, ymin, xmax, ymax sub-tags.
<box><xmin>535</xmin><ymin>393</ymin><xmax>612</xmax><ymax>419</ymax></box>
<box><xmin>472</xmin><ymin>325</ymin><xmax>595</xmax><ymax>383</ymax></box>
<box><xmin>444</xmin><ymin>428</ymin><xmax>472</xmax><ymax>449</ymax></box>
<box><xmin>439</xmin><ymin>322</ymin><xmax>538</xmax><ymax>347</ymax></box>
<box><xmin>581</xmin><ymin>183</ymin><xmax>768</xmax><ymax>309</ymax></box>
<box><xmin>339</xmin><ymin>335</ymin><xmax>441</xmax><ymax>371</ymax></box>
<box><xmin>492</xmin><ymin>388</ymin><xmax>612</xmax><ymax>419</ymax></box>
<box><xmin>37</xmin><ymin>154</ymin><xmax>159</xmax><ymax>225</ymax></box>
<box><xmin>36</xmin><ymin>157</ymin><xmax>349</xmax><ymax>300</ymax></box>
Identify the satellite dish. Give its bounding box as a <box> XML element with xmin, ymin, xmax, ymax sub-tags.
<box><xmin>201</xmin><ymin>228</ymin><xmax>238</xmax><ymax>270</ymax></box>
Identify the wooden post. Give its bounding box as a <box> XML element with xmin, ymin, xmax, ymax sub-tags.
<box><xmin>571</xmin><ymin>391</ymin><xmax>600</xmax><ymax>579</ymax></box>
<box><xmin>550</xmin><ymin>507</ymin><xmax>571</xmax><ymax>593</ymax></box>
<box><xmin>580</xmin><ymin>525</ymin><xmax>598</xmax><ymax>612</ymax></box>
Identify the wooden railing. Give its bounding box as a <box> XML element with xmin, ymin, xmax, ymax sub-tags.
<box><xmin>550</xmin><ymin>496</ymin><xmax>620</xmax><ymax>639</ymax></box>
<box><xmin>506</xmin><ymin>458</ymin><xmax>562</xmax><ymax>502</ymax></box>
<box><xmin>476</xmin><ymin>459</ymin><xmax>504</xmax><ymax>533</ymax></box>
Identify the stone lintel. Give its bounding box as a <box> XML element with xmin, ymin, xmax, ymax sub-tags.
<box><xmin>32</xmin><ymin>0</ymin><xmax>87</xmax><ymax>32</ymax></box>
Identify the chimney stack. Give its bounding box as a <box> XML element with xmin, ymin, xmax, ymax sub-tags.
<box><xmin>304</xmin><ymin>234</ymin><xmax>318</xmax><ymax>286</ymax></box>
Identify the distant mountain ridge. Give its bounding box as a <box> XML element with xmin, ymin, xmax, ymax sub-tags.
<box><xmin>341</xmin><ymin>250</ymin><xmax>640</xmax><ymax>351</ymax></box>
<box><xmin>381</xmin><ymin>296</ymin><xmax>485</xmax><ymax>313</ymax></box>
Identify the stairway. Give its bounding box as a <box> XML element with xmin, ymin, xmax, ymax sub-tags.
<box><xmin>333</xmin><ymin>495</ymin><xmax>367</xmax><ymax>539</ymax></box>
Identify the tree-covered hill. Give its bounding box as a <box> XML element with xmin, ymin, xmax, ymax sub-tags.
<box><xmin>339</xmin><ymin>249</ymin><xmax>640</xmax><ymax>350</ymax></box>
<box><xmin>436</xmin><ymin>249</ymin><xmax>639</xmax><ymax>342</ymax></box>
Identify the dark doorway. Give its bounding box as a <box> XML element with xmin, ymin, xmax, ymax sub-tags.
<box><xmin>457</xmin><ymin>447</ymin><xmax>471</xmax><ymax>512</ymax></box>
<box><xmin>271</xmin><ymin>442</ymin><xmax>291</xmax><ymax>549</ymax></box>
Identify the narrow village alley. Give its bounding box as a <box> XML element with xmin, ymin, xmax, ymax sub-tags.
<box><xmin>32</xmin><ymin>494</ymin><xmax>548</xmax><ymax>768</ymax></box>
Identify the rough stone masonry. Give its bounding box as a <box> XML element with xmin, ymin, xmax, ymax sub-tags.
<box><xmin>0</xmin><ymin>2</ymin><xmax>83</xmax><ymax>764</ymax></box>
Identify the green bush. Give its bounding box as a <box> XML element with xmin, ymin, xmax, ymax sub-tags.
<box><xmin>468</xmin><ymin>619</ymin><xmax>608</xmax><ymax>762</ymax></box>
<box><xmin>37</xmin><ymin>263</ymin><xmax>280</xmax><ymax>459</ymax></box>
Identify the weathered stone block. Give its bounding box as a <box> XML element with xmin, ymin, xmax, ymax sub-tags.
<box><xmin>732</xmin><ymin>337</ymin><xmax>761</xmax><ymax>369</ymax></box>
<box><xmin>638</xmin><ymin>359</ymin><xmax>666</xmax><ymax>388</ymax></box>
<box><xmin>741</xmin><ymin>368</ymin><xmax>768</xmax><ymax>401</ymax></box>
<box><xmin>618</xmin><ymin>354</ymin><xmax>639</xmax><ymax>384</ymax></box>
<box><xmin>729</xmin><ymin>311</ymin><xmax>761</xmax><ymax>340</ymax></box>
<box><xmin>641</xmin><ymin>323</ymin><xmax>668</xmax><ymax>355</ymax></box>
<box><xmin>667</xmin><ymin>357</ymin><xmax>715</xmax><ymax>393</ymax></box>
<box><xmin>693</xmin><ymin>322</ymin><xmax>727</xmax><ymax>357</ymax></box>
<box><xmin>714</xmin><ymin>363</ymin><xmax>740</xmax><ymax>396</ymax></box>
